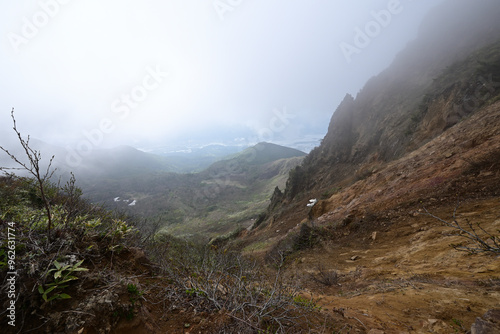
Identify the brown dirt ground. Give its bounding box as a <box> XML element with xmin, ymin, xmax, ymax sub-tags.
<box><xmin>293</xmin><ymin>197</ymin><xmax>500</xmax><ymax>333</ymax></box>
<box><xmin>241</xmin><ymin>101</ymin><xmax>500</xmax><ymax>333</ymax></box>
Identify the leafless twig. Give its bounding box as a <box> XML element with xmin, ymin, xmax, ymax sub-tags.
<box><xmin>422</xmin><ymin>201</ymin><xmax>499</xmax><ymax>255</ymax></box>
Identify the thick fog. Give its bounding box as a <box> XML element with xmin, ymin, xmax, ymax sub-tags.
<box><xmin>1</xmin><ymin>0</ymin><xmax>443</xmax><ymax>158</ymax></box>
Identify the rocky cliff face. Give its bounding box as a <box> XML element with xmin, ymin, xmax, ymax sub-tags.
<box><xmin>278</xmin><ymin>0</ymin><xmax>500</xmax><ymax>204</ymax></box>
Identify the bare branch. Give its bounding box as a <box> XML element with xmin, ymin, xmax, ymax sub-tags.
<box><xmin>422</xmin><ymin>202</ymin><xmax>499</xmax><ymax>255</ymax></box>
<box><xmin>0</xmin><ymin>108</ymin><xmax>56</xmax><ymax>240</ymax></box>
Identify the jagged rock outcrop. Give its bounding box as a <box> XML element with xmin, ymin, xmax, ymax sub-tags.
<box><xmin>471</xmin><ymin>309</ymin><xmax>500</xmax><ymax>334</ymax></box>
<box><xmin>278</xmin><ymin>0</ymin><xmax>500</xmax><ymax>203</ymax></box>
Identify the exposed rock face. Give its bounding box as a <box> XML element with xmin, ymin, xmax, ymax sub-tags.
<box><xmin>471</xmin><ymin>309</ymin><xmax>500</xmax><ymax>334</ymax></box>
<box><xmin>322</xmin><ymin>94</ymin><xmax>357</xmax><ymax>164</ymax></box>
<box><xmin>278</xmin><ymin>0</ymin><xmax>500</xmax><ymax>203</ymax></box>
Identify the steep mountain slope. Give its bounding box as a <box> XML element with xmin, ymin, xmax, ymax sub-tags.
<box><xmin>262</xmin><ymin>0</ymin><xmax>500</xmax><ymax>210</ymax></box>
<box><xmin>249</xmin><ymin>98</ymin><xmax>500</xmax><ymax>333</ymax></box>
<box><xmin>235</xmin><ymin>1</ymin><xmax>500</xmax><ymax>331</ymax></box>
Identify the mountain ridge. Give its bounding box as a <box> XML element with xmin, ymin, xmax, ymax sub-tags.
<box><xmin>272</xmin><ymin>0</ymin><xmax>500</xmax><ymax>205</ymax></box>
<box><xmin>240</xmin><ymin>0</ymin><xmax>500</xmax><ymax>255</ymax></box>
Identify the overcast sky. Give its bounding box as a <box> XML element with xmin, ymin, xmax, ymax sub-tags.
<box><xmin>0</xmin><ymin>0</ymin><xmax>444</xmax><ymax>153</ymax></box>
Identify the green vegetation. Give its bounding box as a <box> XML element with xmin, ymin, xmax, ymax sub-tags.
<box><xmin>125</xmin><ymin>283</ymin><xmax>143</xmax><ymax>320</ymax></box>
<box><xmin>217</xmin><ymin>142</ymin><xmax>306</xmax><ymax>166</ymax></box>
<box><xmin>80</xmin><ymin>143</ymin><xmax>305</xmax><ymax>239</ymax></box>
<box><xmin>0</xmin><ymin>172</ymin><xmax>141</xmax><ymax>330</ymax></box>
<box><xmin>293</xmin><ymin>295</ymin><xmax>321</xmax><ymax>311</ymax></box>
<box><xmin>126</xmin><ymin>283</ymin><xmax>141</xmax><ymax>296</ymax></box>
<box><xmin>38</xmin><ymin>259</ymin><xmax>88</xmax><ymax>302</ymax></box>
<box><xmin>242</xmin><ymin>240</ymin><xmax>275</xmax><ymax>253</ymax></box>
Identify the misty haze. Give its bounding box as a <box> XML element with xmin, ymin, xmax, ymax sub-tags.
<box><xmin>1</xmin><ymin>1</ymin><xmax>500</xmax><ymax>333</ymax></box>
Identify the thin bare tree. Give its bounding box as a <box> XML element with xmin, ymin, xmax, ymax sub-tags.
<box><xmin>0</xmin><ymin>108</ymin><xmax>56</xmax><ymax>239</ymax></box>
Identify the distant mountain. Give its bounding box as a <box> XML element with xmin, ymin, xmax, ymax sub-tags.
<box><xmin>80</xmin><ymin>142</ymin><xmax>305</xmax><ymax>238</ymax></box>
<box><xmin>0</xmin><ymin>139</ymin><xmax>177</xmax><ymax>179</ymax></box>
<box><xmin>207</xmin><ymin>142</ymin><xmax>306</xmax><ymax>172</ymax></box>
<box><xmin>74</xmin><ymin>145</ymin><xmax>176</xmax><ymax>178</ymax></box>
<box><xmin>234</xmin><ymin>142</ymin><xmax>306</xmax><ymax>165</ymax></box>
<box><xmin>142</xmin><ymin>142</ymin><xmax>309</xmax><ymax>173</ymax></box>
<box><xmin>149</xmin><ymin>144</ymin><xmax>248</xmax><ymax>173</ymax></box>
